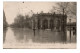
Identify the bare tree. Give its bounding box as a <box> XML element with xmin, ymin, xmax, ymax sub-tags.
<box><xmin>69</xmin><ymin>2</ymin><xmax>76</xmax><ymax>16</ymax></box>
<box><xmin>51</xmin><ymin>2</ymin><xmax>69</xmax><ymax>14</ymax></box>
<box><xmin>51</xmin><ymin>2</ymin><xmax>76</xmax><ymax>16</ymax></box>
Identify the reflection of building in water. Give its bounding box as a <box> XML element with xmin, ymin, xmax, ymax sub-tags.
<box><xmin>32</xmin><ymin>30</ymin><xmax>66</xmax><ymax>43</ymax></box>
<box><xmin>3</xmin><ymin>28</ymin><xmax>7</xmax><ymax>43</ymax></box>
<box><xmin>11</xmin><ymin>28</ymin><xmax>34</xmax><ymax>43</ymax></box>
<box><xmin>11</xmin><ymin>28</ymin><xmax>67</xmax><ymax>43</ymax></box>
<box><xmin>31</xmin><ymin>12</ymin><xmax>67</xmax><ymax>31</ymax></box>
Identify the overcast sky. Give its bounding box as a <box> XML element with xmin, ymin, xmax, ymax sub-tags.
<box><xmin>3</xmin><ymin>2</ymin><xmax>76</xmax><ymax>24</ymax></box>
<box><xmin>4</xmin><ymin>2</ymin><xmax>57</xmax><ymax>24</ymax></box>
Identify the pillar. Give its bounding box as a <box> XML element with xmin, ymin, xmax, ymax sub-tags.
<box><xmin>48</xmin><ymin>19</ymin><xmax>50</xmax><ymax>29</ymax></box>
<box><xmin>40</xmin><ymin>20</ymin><xmax>42</xmax><ymax>29</ymax></box>
<box><xmin>32</xmin><ymin>20</ymin><xmax>34</xmax><ymax>29</ymax></box>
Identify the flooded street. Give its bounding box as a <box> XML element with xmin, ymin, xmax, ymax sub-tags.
<box><xmin>3</xmin><ymin>27</ymin><xmax>76</xmax><ymax>48</ymax></box>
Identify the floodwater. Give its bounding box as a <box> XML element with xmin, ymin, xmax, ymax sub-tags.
<box><xmin>3</xmin><ymin>27</ymin><xmax>76</xmax><ymax>48</ymax></box>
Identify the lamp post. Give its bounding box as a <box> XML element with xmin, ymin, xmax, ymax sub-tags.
<box><xmin>33</xmin><ymin>17</ymin><xmax>35</xmax><ymax>36</ymax></box>
<box><xmin>69</xmin><ymin>18</ymin><xmax>71</xmax><ymax>43</ymax></box>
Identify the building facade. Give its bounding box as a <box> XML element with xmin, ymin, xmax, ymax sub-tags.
<box><xmin>31</xmin><ymin>12</ymin><xmax>67</xmax><ymax>31</ymax></box>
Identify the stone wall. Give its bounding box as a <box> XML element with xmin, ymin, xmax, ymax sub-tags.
<box><xmin>31</xmin><ymin>13</ymin><xmax>67</xmax><ymax>31</ymax></box>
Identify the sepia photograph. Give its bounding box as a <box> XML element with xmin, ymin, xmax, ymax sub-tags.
<box><xmin>3</xmin><ymin>1</ymin><xmax>76</xmax><ymax>49</ymax></box>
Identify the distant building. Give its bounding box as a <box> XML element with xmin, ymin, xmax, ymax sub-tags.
<box><xmin>67</xmin><ymin>22</ymin><xmax>76</xmax><ymax>30</ymax></box>
<box><xmin>31</xmin><ymin>12</ymin><xmax>67</xmax><ymax>31</ymax></box>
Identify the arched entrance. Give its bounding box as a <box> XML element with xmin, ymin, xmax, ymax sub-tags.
<box><xmin>42</xmin><ymin>19</ymin><xmax>48</xmax><ymax>29</ymax></box>
<box><xmin>56</xmin><ymin>19</ymin><xmax>60</xmax><ymax>30</ymax></box>
<box><xmin>54</xmin><ymin>18</ymin><xmax>60</xmax><ymax>31</ymax></box>
<box><xmin>50</xmin><ymin>19</ymin><xmax>54</xmax><ymax>30</ymax></box>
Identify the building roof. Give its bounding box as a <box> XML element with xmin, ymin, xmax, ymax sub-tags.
<box><xmin>33</xmin><ymin>12</ymin><xmax>67</xmax><ymax>17</ymax></box>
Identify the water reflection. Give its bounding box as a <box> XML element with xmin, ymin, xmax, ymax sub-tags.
<box><xmin>3</xmin><ymin>27</ymin><xmax>76</xmax><ymax>44</ymax></box>
<box><xmin>12</xmin><ymin>28</ymin><xmax>33</xmax><ymax>43</ymax></box>
<box><xmin>33</xmin><ymin>30</ymin><xmax>67</xmax><ymax>43</ymax></box>
<box><xmin>3</xmin><ymin>28</ymin><xmax>7</xmax><ymax>43</ymax></box>
<box><xmin>67</xmin><ymin>29</ymin><xmax>76</xmax><ymax>43</ymax></box>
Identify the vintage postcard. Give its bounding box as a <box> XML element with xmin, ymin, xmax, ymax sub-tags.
<box><xmin>3</xmin><ymin>2</ymin><xmax>76</xmax><ymax>49</ymax></box>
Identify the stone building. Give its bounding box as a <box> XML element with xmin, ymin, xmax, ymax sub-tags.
<box><xmin>31</xmin><ymin>12</ymin><xmax>67</xmax><ymax>31</ymax></box>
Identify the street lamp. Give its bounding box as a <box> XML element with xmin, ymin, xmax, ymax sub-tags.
<box><xmin>69</xmin><ymin>18</ymin><xmax>71</xmax><ymax>43</ymax></box>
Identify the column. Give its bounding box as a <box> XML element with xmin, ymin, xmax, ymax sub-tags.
<box><xmin>40</xmin><ymin>20</ymin><xmax>42</xmax><ymax>29</ymax></box>
<box><xmin>60</xmin><ymin>19</ymin><xmax>62</xmax><ymax>31</ymax></box>
<box><xmin>48</xmin><ymin>19</ymin><xmax>50</xmax><ymax>29</ymax></box>
<box><xmin>32</xmin><ymin>20</ymin><xmax>34</xmax><ymax>29</ymax></box>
